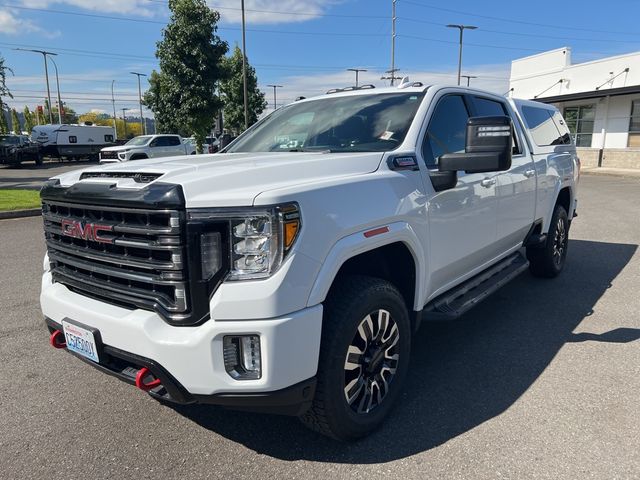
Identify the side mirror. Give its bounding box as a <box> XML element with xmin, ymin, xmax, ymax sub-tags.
<box><xmin>439</xmin><ymin>116</ymin><xmax>513</xmax><ymax>174</ymax></box>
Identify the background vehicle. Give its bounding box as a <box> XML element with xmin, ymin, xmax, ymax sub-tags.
<box><xmin>0</xmin><ymin>134</ymin><xmax>42</xmax><ymax>166</ymax></box>
<box><xmin>40</xmin><ymin>81</ymin><xmax>578</xmax><ymax>441</ymax></box>
<box><xmin>205</xmin><ymin>136</ymin><xmax>220</xmax><ymax>153</ymax></box>
<box><xmin>99</xmin><ymin>134</ymin><xmax>196</xmax><ymax>163</ymax></box>
<box><xmin>31</xmin><ymin>124</ymin><xmax>115</xmax><ymax>160</ymax></box>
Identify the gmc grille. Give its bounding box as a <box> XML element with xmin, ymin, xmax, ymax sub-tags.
<box><xmin>42</xmin><ymin>200</ymin><xmax>189</xmax><ymax>318</ymax></box>
<box><xmin>100</xmin><ymin>151</ymin><xmax>119</xmax><ymax>160</ymax></box>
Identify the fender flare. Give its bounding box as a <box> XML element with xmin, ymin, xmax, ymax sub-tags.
<box><xmin>542</xmin><ymin>179</ymin><xmax>574</xmax><ymax>233</ymax></box>
<box><xmin>306</xmin><ymin>221</ymin><xmax>426</xmax><ymax>310</ymax></box>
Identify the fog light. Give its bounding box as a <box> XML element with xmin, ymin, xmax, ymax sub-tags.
<box><xmin>223</xmin><ymin>335</ymin><xmax>261</xmax><ymax>380</ymax></box>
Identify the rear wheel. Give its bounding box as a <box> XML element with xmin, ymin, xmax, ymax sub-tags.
<box><xmin>300</xmin><ymin>275</ymin><xmax>411</xmax><ymax>440</ymax></box>
<box><xmin>527</xmin><ymin>204</ymin><xmax>569</xmax><ymax>278</ymax></box>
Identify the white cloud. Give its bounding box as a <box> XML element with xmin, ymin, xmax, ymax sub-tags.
<box><xmin>21</xmin><ymin>0</ymin><xmax>158</xmax><ymax>17</ymax></box>
<box><xmin>0</xmin><ymin>8</ymin><xmax>60</xmax><ymax>38</ymax></box>
<box><xmin>210</xmin><ymin>0</ymin><xmax>341</xmax><ymax>25</ymax></box>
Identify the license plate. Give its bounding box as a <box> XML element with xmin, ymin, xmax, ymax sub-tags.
<box><xmin>62</xmin><ymin>320</ymin><xmax>100</xmax><ymax>363</ymax></box>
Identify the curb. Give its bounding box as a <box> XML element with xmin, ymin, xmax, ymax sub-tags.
<box><xmin>0</xmin><ymin>208</ymin><xmax>42</xmax><ymax>220</ymax></box>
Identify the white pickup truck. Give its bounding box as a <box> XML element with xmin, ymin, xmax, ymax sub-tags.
<box><xmin>99</xmin><ymin>134</ymin><xmax>196</xmax><ymax>163</ymax></box>
<box><xmin>40</xmin><ymin>81</ymin><xmax>578</xmax><ymax>440</ymax></box>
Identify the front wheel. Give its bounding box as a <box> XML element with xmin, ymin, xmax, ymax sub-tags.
<box><xmin>527</xmin><ymin>204</ymin><xmax>569</xmax><ymax>278</ymax></box>
<box><xmin>300</xmin><ymin>275</ymin><xmax>411</xmax><ymax>440</ymax></box>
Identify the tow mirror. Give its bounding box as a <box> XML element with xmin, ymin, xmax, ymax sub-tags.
<box><xmin>439</xmin><ymin>116</ymin><xmax>513</xmax><ymax>174</ymax></box>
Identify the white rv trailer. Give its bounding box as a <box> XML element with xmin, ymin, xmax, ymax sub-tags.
<box><xmin>31</xmin><ymin>124</ymin><xmax>116</xmax><ymax>160</ymax></box>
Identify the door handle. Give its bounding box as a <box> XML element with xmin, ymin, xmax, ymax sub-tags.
<box><xmin>480</xmin><ymin>178</ymin><xmax>496</xmax><ymax>188</ymax></box>
<box><xmin>524</xmin><ymin>169</ymin><xmax>536</xmax><ymax>178</ymax></box>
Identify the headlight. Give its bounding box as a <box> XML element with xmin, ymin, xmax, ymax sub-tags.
<box><xmin>188</xmin><ymin>203</ymin><xmax>301</xmax><ymax>281</ymax></box>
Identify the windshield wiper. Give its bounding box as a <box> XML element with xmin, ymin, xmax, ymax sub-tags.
<box><xmin>288</xmin><ymin>148</ymin><xmax>334</xmax><ymax>153</ymax></box>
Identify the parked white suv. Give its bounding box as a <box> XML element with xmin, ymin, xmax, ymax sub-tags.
<box><xmin>40</xmin><ymin>81</ymin><xmax>578</xmax><ymax>440</ymax></box>
<box><xmin>99</xmin><ymin>134</ymin><xmax>195</xmax><ymax>163</ymax></box>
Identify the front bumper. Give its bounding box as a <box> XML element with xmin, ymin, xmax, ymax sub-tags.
<box><xmin>41</xmin><ymin>273</ymin><xmax>323</xmax><ymax>413</ymax></box>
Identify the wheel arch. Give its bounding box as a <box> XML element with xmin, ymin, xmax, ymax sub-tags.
<box><xmin>306</xmin><ymin>222</ymin><xmax>426</xmax><ymax>312</ymax></box>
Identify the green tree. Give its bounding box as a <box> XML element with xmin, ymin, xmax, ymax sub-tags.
<box><xmin>145</xmin><ymin>0</ymin><xmax>228</xmax><ymax>151</ymax></box>
<box><xmin>11</xmin><ymin>108</ymin><xmax>20</xmax><ymax>134</ymax></box>
<box><xmin>0</xmin><ymin>54</ymin><xmax>13</xmax><ymax>134</ymax></box>
<box><xmin>51</xmin><ymin>104</ymin><xmax>78</xmax><ymax>124</ymax></box>
<box><xmin>219</xmin><ymin>45</ymin><xmax>267</xmax><ymax>135</ymax></box>
<box><xmin>23</xmin><ymin>106</ymin><xmax>35</xmax><ymax>133</ymax></box>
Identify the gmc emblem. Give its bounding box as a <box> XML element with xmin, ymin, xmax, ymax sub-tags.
<box><xmin>61</xmin><ymin>219</ymin><xmax>114</xmax><ymax>244</ymax></box>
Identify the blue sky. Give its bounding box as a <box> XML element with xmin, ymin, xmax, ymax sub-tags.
<box><xmin>1</xmin><ymin>0</ymin><xmax>639</xmax><ymax>117</ymax></box>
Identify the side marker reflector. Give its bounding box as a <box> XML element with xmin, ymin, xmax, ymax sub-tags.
<box><xmin>364</xmin><ymin>226</ymin><xmax>390</xmax><ymax>238</ymax></box>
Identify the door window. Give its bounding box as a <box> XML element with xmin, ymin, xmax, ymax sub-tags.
<box><xmin>473</xmin><ymin>97</ymin><xmax>507</xmax><ymax>116</ymax></box>
<box><xmin>166</xmin><ymin>136</ymin><xmax>181</xmax><ymax>146</ymax></box>
<box><xmin>521</xmin><ymin>106</ymin><xmax>569</xmax><ymax>146</ymax></box>
<box><xmin>422</xmin><ymin>95</ymin><xmax>469</xmax><ymax>167</ymax></box>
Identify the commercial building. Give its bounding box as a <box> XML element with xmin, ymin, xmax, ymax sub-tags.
<box><xmin>509</xmin><ymin>47</ymin><xmax>640</xmax><ymax>168</ymax></box>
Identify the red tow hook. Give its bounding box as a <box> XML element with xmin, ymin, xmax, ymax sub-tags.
<box><xmin>135</xmin><ymin>367</ymin><xmax>162</xmax><ymax>391</ymax></box>
<box><xmin>49</xmin><ymin>330</ymin><xmax>66</xmax><ymax>349</ymax></box>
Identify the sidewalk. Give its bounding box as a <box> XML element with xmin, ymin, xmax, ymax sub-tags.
<box><xmin>581</xmin><ymin>166</ymin><xmax>640</xmax><ymax>178</ymax></box>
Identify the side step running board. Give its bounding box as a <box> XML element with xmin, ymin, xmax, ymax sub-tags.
<box><xmin>423</xmin><ymin>252</ymin><xmax>529</xmax><ymax>321</ymax></box>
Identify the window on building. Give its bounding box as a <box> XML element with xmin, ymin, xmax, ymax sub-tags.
<box><xmin>563</xmin><ymin>105</ymin><xmax>595</xmax><ymax>147</ymax></box>
<box><xmin>628</xmin><ymin>100</ymin><xmax>640</xmax><ymax>147</ymax></box>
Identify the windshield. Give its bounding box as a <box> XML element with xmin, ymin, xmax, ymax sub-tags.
<box><xmin>126</xmin><ymin>135</ymin><xmax>153</xmax><ymax>146</ymax></box>
<box><xmin>0</xmin><ymin>135</ymin><xmax>19</xmax><ymax>145</ymax></box>
<box><xmin>227</xmin><ymin>92</ymin><xmax>425</xmax><ymax>153</ymax></box>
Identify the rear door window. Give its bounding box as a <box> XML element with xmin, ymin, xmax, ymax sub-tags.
<box><xmin>166</xmin><ymin>136</ymin><xmax>181</xmax><ymax>147</ymax></box>
<box><xmin>521</xmin><ymin>106</ymin><xmax>568</xmax><ymax>146</ymax></box>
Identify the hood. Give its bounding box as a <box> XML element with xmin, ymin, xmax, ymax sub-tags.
<box><xmin>53</xmin><ymin>151</ymin><xmax>385</xmax><ymax>207</ymax></box>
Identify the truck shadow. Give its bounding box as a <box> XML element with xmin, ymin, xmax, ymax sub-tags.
<box><xmin>171</xmin><ymin>239</ymin><xmax>638</xmax><ymax>463</ymax></box>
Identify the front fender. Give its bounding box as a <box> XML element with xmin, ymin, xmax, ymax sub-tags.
<box><xmin>306</xmin><ymin>221</ymin><xmax>426</xmax><ymax>310</ymax></box>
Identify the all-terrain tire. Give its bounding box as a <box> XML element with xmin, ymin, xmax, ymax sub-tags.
<box><xmin>299</xmin><ymin>275</ymin><xmax>411</xmax><ymax>441</ymax></box>
<box><xmin>527</xmin><ymin>204</ymin><xmax>569</xmax><ymax>278</ymax></box>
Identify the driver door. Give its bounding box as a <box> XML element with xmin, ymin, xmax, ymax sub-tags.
<box><xmin>419</xmin><ymin>93</ymin><xmax>500</xmax><ymax>296</ymax></box>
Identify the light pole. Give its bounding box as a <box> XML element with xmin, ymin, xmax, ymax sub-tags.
<box><xmin>347</xmin><ymin>68</ymin><xmax>367</xmax><ymax>88</ymax></box>
<box><xmin>130</xmin><ymin>72</ymin><xmax>147</xmax><ymax>135</ymax></box>
<box><xmin>241</xmin><ymin>0</ymin><xmax>249</xmax><ymax>130</ymax></box>
<box><xmin>266</xmin><ymin>84</ymin><xmax>282</xmax><ymax>110</ymax></box>
<box><xmin>14</xmin><ymin>48</ymin><xmax>56</xmax><ymax>124</ymax></box>
<box><xmin>48</xmin><ymin>56</ymin><xmax>63</xmax><ymax>124</ymax></box>
<box><xmin>111</xmin><ymin>80</ymin><xmax>117</xmax><ymax>140</ymax></box>
<box><xmin>461</xmin><ymin>75</ymin><xmax>477</xmax><ymax>87</ymax></box>
<box><xmin>446</xmin><ymin>24</ymin><xmax>477</xmax><ymax>86</ymax></box>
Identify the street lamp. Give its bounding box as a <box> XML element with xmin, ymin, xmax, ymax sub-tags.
<box><xmin>48</xmin><ymin>57</ymin><xmax>63</xmax><ymax>124</ymax></box>
<box><xmin>266</xmin><ymin>84</ymin><xmax>283</xmax><ymax>110</ymax></box>
<box><xmin>121</xmin><ymin>108</ymin><xmax>128</xmax><ymax>138</ymax></box>
<box><xmin>446</xmin><ymin>24</ymin><xmax>477</xmax><ymax>86</ymax></box>
<box><xmin>347</xmin><ymin>68</ymin><xmax>367</xmax><ymax>88</ymax></box>
<box><xmin>13</xmin><ymin>48</ymin><xmax>56</xmax><ymax>124</ymax></box>
<box><xmin>241</xmin><ymin>0</ymin><xmax>249</xmax><ymax>130</ymax></box>
<box><xmin>461</xmin><ymin>75</ymin><xmax>477</xmax><ymax>87</ymax></box>
<box><xmin>130</xmin><ymin>72</ymin><xmax>147</xmax><ymax>135</ymax></box>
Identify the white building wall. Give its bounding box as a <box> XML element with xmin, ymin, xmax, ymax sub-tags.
<box><xmin>510</xmin><ymin>48</ymin><xmax>640</xmax><ymax>150</ymax></box>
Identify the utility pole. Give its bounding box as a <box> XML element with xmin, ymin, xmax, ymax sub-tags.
<box><xmin>130</xmin><ymin>72</ymin><xmax>147</xmax><ymax>135</ymax></box>
<box><xmin>266</xmin><ymin>84</ymin><xmax>283</xmax><ymax>110</ymax></box>
<box><xmin>14</xmin><ymin>48</ymin><xmax>56</xmax><ymax>124</ymax></box>
<box><xmin>241</xmin><ymin>0</ymin><xmax>249</xmax><ymax>130</ymax></box>
<box><xmin>111</xmin><ymin>81</ymin><xmax>117</xmax><ymax>140</ymax></box>
<box><xmin>461</xmin><ymin>75</ymin><xmax>477</xmax><ymax>87</ymax></box>
<box><xmin>347</xmin><ymin>68</ymin><xmax>367</xmax><ymax>88</ymax></box>
<box><xmin>48</xmin><ymin>57</ymin><xmax>63</xmax><ymax>124</ymax></box>
<box><xmin>390</xmin><ymin>0</ymin><xmax>397</xmax><ymax>86</ymax></box>
<box><xmin>121</xmin><ymin>108</ymin><xmax>128</xmax><ymax>138</ymax></box>
<box><xmin>446</xmin><ymin>24</ymin><xmax>477</xmax><ymax>86</ymax></box>
<box><xmin>381</xmin><ymin>69</ymin><xmax>401</xmax><ymax>86</ymax></box>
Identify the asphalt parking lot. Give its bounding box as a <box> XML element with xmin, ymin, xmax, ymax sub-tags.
<box><xmin>1</xmin><ymin>174</ymin><xmax>639</xmax><ymax>479</ymax></box>
<box><xmin>0</xmin><ymin>159</ymin><xmax>97</xmax><ymax>189</ymax></box>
